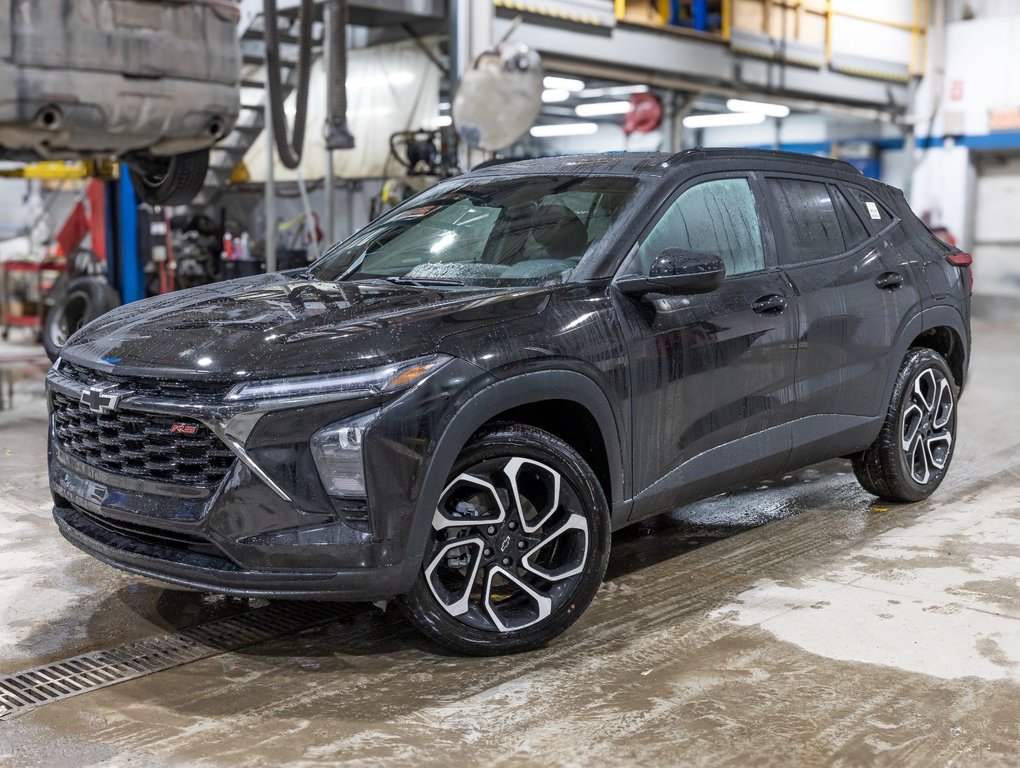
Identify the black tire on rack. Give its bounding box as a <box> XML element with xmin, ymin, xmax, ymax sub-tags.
<box><xmin>42</xmin><ymin>277</ymin><xmax>120</xmax><ymax>361</ymax></box>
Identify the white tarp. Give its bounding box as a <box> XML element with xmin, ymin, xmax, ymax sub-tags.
<box><xmin>244</xmin><ymin>39</ymin><xmax>442</xmax><ymax>181</ymax></box>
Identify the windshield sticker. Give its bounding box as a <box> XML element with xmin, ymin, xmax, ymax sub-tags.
<box><xmin>390</xmin><ymin>205</ymin><xmax>443</xmax><ymax>221</ymax></box>
<box><xmin>865</xmin><ymin>201</ymin><xmax>882</xmax><ymax>220</ymax></box>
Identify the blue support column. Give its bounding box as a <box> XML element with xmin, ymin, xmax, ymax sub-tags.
<box><xmin>692</xmin><ymin>0</ymin><xmax>708</xmax><ymax>31</ymax></box>
<box><xmin>117</xmin><ymin>164</ymin><xmax>144</xmax><ymax>304</ymax></box>
<box><xmin>668</xmin><ymin>0</ymin><xmax>681</xmax><ymax>25</ymax></box>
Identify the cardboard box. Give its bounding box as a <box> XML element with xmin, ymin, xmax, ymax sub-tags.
<box><xmin>734</xmin><ymin>0</ymin><xmax>826</xmax><ymax>46</ymax></box>
<box><xmin>622</xmin><ymin>0</ymin><xmax>665</xmax><ymax>26</ymax></box>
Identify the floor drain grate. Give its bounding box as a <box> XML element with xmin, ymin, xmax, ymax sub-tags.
<box><xmin>0</xmin><ymin>602</ymin><xmax>355</xmax><ymax>720</ymax></box>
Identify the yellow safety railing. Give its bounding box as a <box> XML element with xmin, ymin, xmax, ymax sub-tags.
<box><xmin>0</xmin><ymin>159</ymin><xmax>118</xmax><ymax>181</ymax></box>
<box><xmin>614</xmin><ymin>0</ymin><xmax>929</xmax><ymax>77</ymax></box>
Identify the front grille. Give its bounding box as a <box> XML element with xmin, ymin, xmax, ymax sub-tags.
<box><xmin>61</xmin><ymin>361</ymin><xmax>231</xmax><ymax>400</ymax></box>
<box><xmin>52</xmin><ymin>391</ymin><xmax>235</xmax><ymax>487</ymax></box>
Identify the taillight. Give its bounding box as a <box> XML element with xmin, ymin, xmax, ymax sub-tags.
<box><xmin>946</xmin><ymin>252</ymin><xmax>973</xmax><ymax>291</ymax></box>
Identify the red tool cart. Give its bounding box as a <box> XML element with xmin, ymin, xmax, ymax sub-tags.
<box><xmin>0</xmin><ymin>258</ymin><xmax>65</xmax><ymax>340</ymax></box>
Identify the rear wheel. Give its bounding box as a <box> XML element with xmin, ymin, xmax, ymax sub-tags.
<box><xmin>401</xmin><ymin>424</ymin><xmax>610</xmax><ymax>656</ymax></box>
<box><xmin>853</xmin><ymin>348</ymin><xmax>957</xmax><ymax>502</ymax></box>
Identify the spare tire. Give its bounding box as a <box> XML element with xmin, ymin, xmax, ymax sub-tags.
<box><xmin>42</xmin><ymin>277</ymin><xmax>120</xmax><ymax>361</ymax></box>
<box><xmin>129</xmin><ymin>149</ymin><xmax>210</xmax><ymax>206</ymax></box>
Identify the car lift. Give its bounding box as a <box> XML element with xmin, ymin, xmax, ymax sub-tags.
<box><xmin>1</xmin><ymin>161</ymin><xmax>146</xmax><ymax>305</ymax></box>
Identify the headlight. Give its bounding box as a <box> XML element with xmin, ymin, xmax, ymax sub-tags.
<box><xmin>310</xmin><ymin>409</ymin><xmax>379</xmax><ymax>498</ymax></box>
<box><xmin>226</xmin><ymin>354</ymin><xmax>451</xmax><ymax>402</ymax></box>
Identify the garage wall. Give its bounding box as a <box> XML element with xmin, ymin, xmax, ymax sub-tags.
<box><xmin>698</xmin><ymin>113</ymin><xmax>898</xmax><ymax>151</ymax></box>
<box><xmin>971</xmin><ymin>155</ymin><xmax>1020</xmax><ymax>297</ymax></box>
<box><xmin>902</xmin><ymin>5</ymin><xmax>1020</xmax><ymax>306</ymax></box>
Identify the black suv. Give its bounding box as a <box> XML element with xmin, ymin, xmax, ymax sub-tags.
<box><xmin>48</xmin><ymin>150</ymin><xmax>971</xmax><ymax>655</ymax></box>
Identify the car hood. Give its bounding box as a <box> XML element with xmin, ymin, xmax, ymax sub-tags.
<box><xmin>61</xmin><ymin>273</ymin><xmax>549</xmax><ymax>380</ymax></box>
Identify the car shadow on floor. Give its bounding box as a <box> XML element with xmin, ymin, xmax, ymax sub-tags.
<box><xmin>36</xmin><ymin>460</ymin><xmax>865</xmax><ymax>667</ymax></box>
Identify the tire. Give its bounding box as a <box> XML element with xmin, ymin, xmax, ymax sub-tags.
<box><xmin>400</xmin><ymin>423</ymin><xmax>611</xmax><ymax>656</ymax></box>
<box><xmin>42</xmin><ymin>277</ymin><xmax>120</xmax><ymax>361</ymax></box>
<box><xmin>129</xmin><ymin>150</ymin><xmax>209</xmax><ymax>207</ymax></box>
<box><xmin>852</xmin><ymin>348</ymin><xmax>958</xmax><ymax>503</ymax></box>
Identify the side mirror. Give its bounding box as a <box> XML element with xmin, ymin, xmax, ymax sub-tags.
<box><xmin>617</xmin><ymin>248</ymin><xmax>726</xmax><ymax>297</ymax></box>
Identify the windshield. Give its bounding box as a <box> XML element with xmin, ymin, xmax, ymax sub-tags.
<box><xmin>309</xmin><ymin>175</ymin><xmax>638</xmax><ymax>286</ymax></box>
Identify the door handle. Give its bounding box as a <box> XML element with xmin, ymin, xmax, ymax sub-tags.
<box><xmin>875</xmin><ymin>271</ymin><xmax>904</xmax><ymax>290</ymax></box>
<box><xmin>751</xmin><ymin>294</ymin><xmax>787</xmax><ymax>315</ymax></box>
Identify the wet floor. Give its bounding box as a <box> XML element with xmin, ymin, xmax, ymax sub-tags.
<box><xmin>0</xmin><ymin>323</ymin><xmax>1017</xmax><ymax>767</ymax></box>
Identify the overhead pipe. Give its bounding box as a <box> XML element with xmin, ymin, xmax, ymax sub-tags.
<box><xmin>325</xmin><ymin>0</ymin><xmax>355</xmax><ymax>151</ymax></box>
<box><xmin>263</xmin><ymin>0</ymin><xmax>314</xmax><ymax>169</ymax></box>
<box><xmin>323</xmin><ymin>2</ymin><xmax>335</xmax><ymax>244</ymax></box>
<box><xmin>265</xmin><ymin>85</ymin><xmax>277</xmax><ymax>271</ymax></box>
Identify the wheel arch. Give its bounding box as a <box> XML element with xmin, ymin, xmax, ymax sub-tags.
<box><xmin>907</xmin><ymin>324</ymin><xmax>967</xmax><ymax>393</ymax></box>
<box><xmin>403</xmin><ymin>369</ymin><xmax>627</xmax><ymax>576</ymax></box>
<box><xmin>884</xmin><ymin>305</ymin><xmax>970</xmax><ymax>413</ymax></box>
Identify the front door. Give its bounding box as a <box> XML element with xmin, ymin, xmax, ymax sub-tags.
<box><xmin>614</xmin><ymin>174</ymin><xmax>800</xmax><ymax>520</ymax></box>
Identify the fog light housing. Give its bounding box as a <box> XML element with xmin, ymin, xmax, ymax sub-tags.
<box><xmin>310</xmin><ymin>409</ymin><xmax>380</xmax><ymax>498</ymax></box>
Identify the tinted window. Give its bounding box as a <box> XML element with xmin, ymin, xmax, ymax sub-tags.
<box><xmin>768</xmin><ymin>178</ymin><xmax>846</xmax><ymax>264</ymax></box>
<box><xmin>848</xmin><ymin>186</ymin><xmax>893</xmax><ymax>233</ymax></box>
<box><xmin>831</xmin><ymin>186</ymin><xmax>869</xmax><ymax>248</ymax></box>
<box><xmin>637</xmin><ymin>178</ymin><xmax>765</xmax><ymax>277</ymax></box>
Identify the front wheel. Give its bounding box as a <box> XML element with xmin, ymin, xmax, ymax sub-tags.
<box><xmin>853</xmin><ymin>348</ymin><xmax>958</xmax><ymax>502</ymax></box>
<box><xmin>401</xmin><ymin>424</ymin><xmax>610</xmax><ymax>656</ymax></box>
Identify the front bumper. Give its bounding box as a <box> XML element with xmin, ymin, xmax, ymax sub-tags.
<box><xmin>46</xmin><ymin>356</ymin><xmax>492</xmax><ymax>601</ymax></box>
<box><xmin>53</xmin><ymin>503</ymin><xmax>415</xmax><ymax>601</ymax></box>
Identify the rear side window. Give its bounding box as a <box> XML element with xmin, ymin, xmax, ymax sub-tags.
<box><xmin>767</xmin><ymin>178</ymin><xmax>846</xmax><ymax>264</ymax></box>
<box><xmin>848</xmin><ymin>186</ymin><xmax>893</xmax><ymax>233</ymax></box>
<box><xmin>637</xmin><ymin>177</ymin><xmax>765</xmax><ymax>277</ymax></box>
<box><xmin>831</xmin><ymin>186</ymin><xmax>870</xmax><ymax>249</ymax></box>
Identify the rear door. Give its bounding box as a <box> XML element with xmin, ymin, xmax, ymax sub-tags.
<box><xmin>614</xmin><ymin>173</ymin><xmax>799</xmax><ymax>519</ymax></box>
<box><xmin>763</xmin><ymin>175</ymin><xmax>923</xmax><ymax>463</ymax></box>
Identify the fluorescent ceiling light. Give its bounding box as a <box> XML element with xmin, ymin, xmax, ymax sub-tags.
<box><xmin>578</xmin><ymin>84</ymin><xmax>649</xmax><ymax>99</ymax></box>
<box><xmin>433</xmin><ymin>114</ymin><xmax>453</xmax><ymax>127</ymax></box>
<box><xmin>438</xmin><ymin>101</ymin><xmax>451</xmax><ymax>111</ymax></box>
<box><xmin>683</xmin><ymin>112</ymin><xmax>766</xmax><ymax>128</ymax></box>
<box><xmin>726</xmin><ymin>98</ymin><xmax>790</xmax><ymax>118</ymax></box>
<box><xmin>544</xmin><ymin>76</ymin><xmax>585</xmax><ymax>92</ymax></box>
<box><xmin>530</xmin><ymin>122</ymin><xmax>599</xmax><ymax>138</ymax></box>
<box><xmin>542</xmin><ymin>89</ymin><xmax>571</xmax><ymax>103</ymax></box>
<box><xmin>575</xmin><ymin>101</ymin><xmax>632</xmax><ymax>117</ymax></box>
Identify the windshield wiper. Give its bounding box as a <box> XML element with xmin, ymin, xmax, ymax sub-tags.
<box><xmin>384</xmin><ymin>276</ymin><xmax>466</xmax><ymax>287</ymax></box>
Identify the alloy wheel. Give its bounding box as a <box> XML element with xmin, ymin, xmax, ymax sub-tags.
<box><xmin>424</xmin><ymin>456</ymin><xmax>591</xmax><ymax>633</ymax></box>
<box><xmin>900</xmin><ymin>366</ymin><xmax>954</xmax><ymax>485</ymax></box>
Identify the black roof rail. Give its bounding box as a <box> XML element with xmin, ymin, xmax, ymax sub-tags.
<box><xmin>667</xmin><ymin>146</ymin><xmax>863</xmax><ymax>174</ymax></box>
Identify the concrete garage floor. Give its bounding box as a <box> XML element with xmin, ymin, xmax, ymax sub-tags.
<box><xmin>0</xmin><ymin>322</ymin><xmax>1018</xmax><ymax>767</ymax></box>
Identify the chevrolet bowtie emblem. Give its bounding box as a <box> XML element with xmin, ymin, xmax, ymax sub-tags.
<box><xmin>79</xmin><ymin>385</ymin><xmax>125</xmax><ymax>415</ymax></box>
